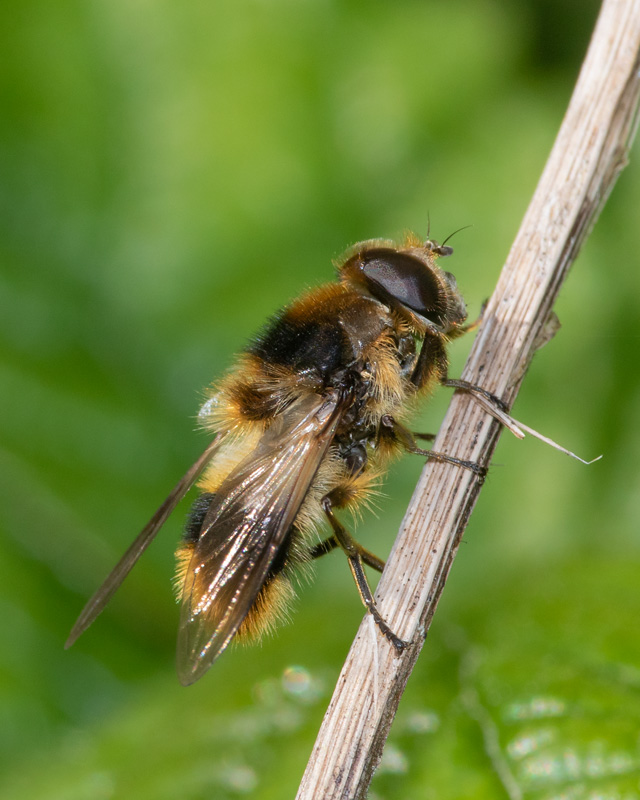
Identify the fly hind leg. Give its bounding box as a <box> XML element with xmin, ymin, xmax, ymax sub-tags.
<box><xmin>319</xmin><ymin>492</ymin><xmax>407</xmax><ymax>652</ymax></box>
<box><xmin>309</xmin><ymin>445</ymin><xmax>385</xmax><ymax>573</ymax></box>
<box><xmin>309</xmin><ymin>535</ymin><xmax>385</xmax><ymax>572</ymax></box>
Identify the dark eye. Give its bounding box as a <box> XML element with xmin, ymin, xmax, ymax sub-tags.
<box><xmin>361</xmin><ymin>249</ymin><xmax>443</xmax><ymax>322</ymax></box>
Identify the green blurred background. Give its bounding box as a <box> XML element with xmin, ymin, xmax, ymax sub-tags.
<box><xmin>2</xmin><ymin>1</ymin><xmax>640</xmax><ymax>798</ymax></box>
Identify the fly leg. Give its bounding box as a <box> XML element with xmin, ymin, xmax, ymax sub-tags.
<box><xmin>320</xmin><ymin>493</ymin><xmax>406</xmax><ymax>652</ymax></box>
<box><xmin>309</xmin><ymin>535</ymin><xmax>385</xmax><ymax>572</ymax></box>
<box><xmin>412</xmin><ymin>432</ymin><xmax>435</xmax><ymax>443</ymax></box>
<box><xmin>441</xmin><ymin>378</ymin><xmax>509</xmax><ymax>412</ymax></box>
<box><xmin>411</xmin><ymin>331</ymin><xmax>509</xmax><ymax>415</ymax></box>
<box><xmin>380</xmin><ymin>414</ymin><xmax>487</xmax><ymax>481</ymax></box>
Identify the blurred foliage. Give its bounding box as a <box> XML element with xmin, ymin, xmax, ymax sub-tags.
<box><xmin>1</xmin><ymin>0</ymin><xmax>639</xmax><ymax>798</ymax></box>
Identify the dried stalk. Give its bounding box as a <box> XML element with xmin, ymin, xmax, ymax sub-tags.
<box><xmin>296</xmin><ymin>1</ymin><xmax>640</xmax><ymax>798</ymax></box>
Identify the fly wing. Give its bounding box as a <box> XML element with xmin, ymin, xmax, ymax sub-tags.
<box><xmin>176</xmin><ymin>392</ymin><xmax>345</xmax><ymax>685</ymax></box>
<box><xmin>65</xmin><ymin>437</ymin><xmax>223</xmax><ymax>649</ymax></box>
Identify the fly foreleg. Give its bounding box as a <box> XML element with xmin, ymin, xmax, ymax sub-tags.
<box><xmin>411</xmin><ymin>332</ymin><xmax>509</xmax><ymax>416</ymax></box>
<box><xmin>441</xmin><ymin>378</ymin><xmax>509</xmax><ymax>412</ymax></box>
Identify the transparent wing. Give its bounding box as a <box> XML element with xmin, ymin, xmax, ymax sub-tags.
<box><xmin>65</xmin><ymin>437</ymin><xmax>223</xmax><ymax>649</ymax></box>
<box><xmin>176</xmin><ymin>392</ymin><xmax>345</xmax><ymax>685</ymax></box>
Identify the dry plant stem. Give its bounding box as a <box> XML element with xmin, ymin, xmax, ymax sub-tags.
<box><xmin>297</xmin><ymin>1</ymin><xmax>640</xmax><ymax>798</ymax></box>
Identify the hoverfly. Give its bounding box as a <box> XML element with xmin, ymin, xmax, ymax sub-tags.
<box><xmin>67</xmin><ymin>232</ymin><xmax>503</xmax><ymax>685</ymax></box>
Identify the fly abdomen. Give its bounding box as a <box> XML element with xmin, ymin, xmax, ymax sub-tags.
<box><xmin>183</xmin><ymin>492</ymin><xmax>216</xmax><ymax>544</ymax></box>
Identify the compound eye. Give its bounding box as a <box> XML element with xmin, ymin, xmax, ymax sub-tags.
<box><xmin>361</xmin><ymin>249</ymin><xmax>443</xmax><ymax>321</ymax></box>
